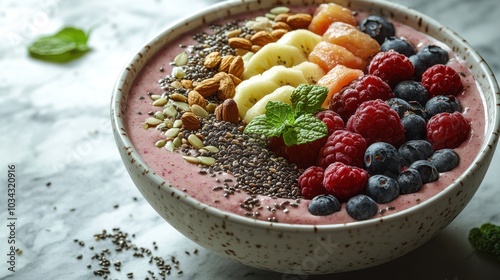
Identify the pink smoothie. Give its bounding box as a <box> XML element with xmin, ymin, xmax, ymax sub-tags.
<box><xmin>125</xmin><ymin>5</ymin><xmax>485</xmax><ymax>225</ymax></box>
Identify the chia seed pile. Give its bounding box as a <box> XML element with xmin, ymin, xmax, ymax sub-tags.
<box><xmin>153</xmin><ymin>20</ymin><xmax>304</xmax><ymax>217</ymax></box>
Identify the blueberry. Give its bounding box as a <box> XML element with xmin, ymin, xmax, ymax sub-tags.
<box><xmin>425</xmin><ymin>95</ymin><xmax>462</xmax><ymax>118</ymax></box>
<box><xmin>402</xmin><ymin>113</ymin><xmax>427</xmax><ymax>141</ymax></box>
<box><xmin>408</xmin><ymin>160</ymin><xmax>439</xmax><ymax>184</ymax></box>
<box><xmin>365</xmin><ymin>175</ymin><xmax>400</xmax><ymax>203</ymax></box>
<box><xmin>308</xmin><ymin>194</ymin><xmax>342</xmax><ymax>216</ymax></box>
<box><xmin>397</xmin><ymin>168</ymin><xmax>423</xmax><ymax>194</ymax></box>
<box><xmin>410</xmin><ymin>45</ymin><xmax>449</xmax><ymax>79</ymax></box>
<box><xmin>364</xmin><ymin>142</ymin><xmax>401</xmax><ymax>178</ymax></box>
<box><xmin>429</xmin><ymin>149</ymin><xmax>459</xmax><ymax>172</ymax></box>
<box><xmin>386</xmin><ymin>98</ymin><xmax>412</xmax><ymax>119</ymax></box>
<box><xmin>358</xmin><ymin>15</ymin><xmax>395</xmax><ymax>44</ymax></box>
<box><xmin>380</xmin><ymin>36</ymin><xmax>416</xmax><ymax>57</ymax></box>
<box><xmin>393</xmin><ymin>80</ymin><xmax>429</xmax><ymax>106</ymax></box>
<box><xmin>398</xmin><ymin>140</ymin><xmax>434</xmax><ymax>167</ymax></box>
<box><xmin>346</xmin><ymin>195</ymin><xmax>379</xmax><ymax>221</ymax></box>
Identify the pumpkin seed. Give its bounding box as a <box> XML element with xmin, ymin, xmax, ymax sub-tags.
<box><xmin>197</xmin><ymin>156</ymin><xmax>215</xmax><ymax>166</ymax></box>
<box><xmin>187</xmin><ymin>134</ymin><xmax>204</xmax><ymax>149</ymax></box>
<box><xmin>155</xmin><ymin>139</ymin><xmax>166</xmax><ymax>148</ymax></box>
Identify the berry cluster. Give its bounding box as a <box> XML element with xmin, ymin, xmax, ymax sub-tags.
<box><xmin>289</xmin><ymin>15</ymin><xmax>471</xmax><ymax>221</ymax></box>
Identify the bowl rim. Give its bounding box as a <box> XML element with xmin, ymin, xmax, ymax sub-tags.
<box><xmin>111</xmin><ymin>0</ymin><xmax>500</xmax><ymax>231</ymax></box>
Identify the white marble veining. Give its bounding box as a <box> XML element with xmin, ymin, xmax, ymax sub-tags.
<box><xmin>0</xmin><ymin>0</ymin><xmax>499</xmax><ymax>279</ymax></box>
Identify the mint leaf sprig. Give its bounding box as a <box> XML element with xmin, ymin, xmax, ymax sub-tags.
<box><xmin>28</xmin><ymin>27</ymin><xmax>91</xmax><ymax>63</ymax></box>
<box><xmin>243</xmin><ymin>84</ymin><xmax>329</xmax><ymax>146</ymax></box>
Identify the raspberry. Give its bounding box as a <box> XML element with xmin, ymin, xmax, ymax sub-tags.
<box><xmin>317</xmin><ymin>130</ymin><xmax>367</xmax><ymax>168</ymax></box>
<box><xmin>315</xmin><ymin>110</ymin><xmax>345</xmax><ymax>135</ymax></box>
<box><xmin>426</xmin><ymin>111</ymin><xmax>470</xmax><ymax>149</ymax></box>
<box><xmin>298</xmin><ymin>166</ymin><xmax>328</xmax><ymax>199</ymax></box>
<box><xmin>267</xmin><ymin>136</ymin><xmax>326</xmax><ymax>169</ymax></box>
<box><xmin>285</xmin><ymin>138</ymin><xmax>326</xmax><ymax>169</ymax></box>
<box><xmin>323</xmin><ymin>162</ymin><xmax>368</xmax><ymax>202</ymax></box>
<box><xmin>329</xmin><ymin>75</ymin><xmax>394</xmax><ymax>121</ymax></box>
<box><xmin>368</xmin><ymin>50</ymin><xmax>415</xmax><ymax>87</ymax></box>
<box><xmin>421</xmin><ymin>64</ymin><xmax>463</xmax><ymax>97</ymax></box>
<box><xmin>346</xmin><ymin>99</ymin><xmax>405</xmax><ymax>146</ymax></box>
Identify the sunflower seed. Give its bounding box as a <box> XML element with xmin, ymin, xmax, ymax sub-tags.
<box><xmin>173</xmin><ymin>119</ymin><xmax>183</xmax><ymax>128</ymax></box>
<box><xmin>270</xmin><ymin>6</ymin><xmax>289</xmax><ymax>14</ymax></box>
<box><xmin>154</xmin><ymin>111</ymin><xmax>165</xmax><ymax>120</ymax></box>
<box><xmin>182</xmin><ymin>156</ymin><xmax>200</xmax><ymax>164</ymax></box>
<box><xmin>190</xmin><ymin>104</ymin><xmax>209</xmax><ymax>118</ymax></box>
<box><xmin>145</xmin><ymin>117</ymin><xmax>163</xmax><ymax>126</ymax></box>
<box><xmin>165</xmin><ymin>128</ymin><xmax>180</xmax><ymax>138</ymax></box>
<box><xmin>169</xmin><ymin>93</ymin><xmax>188</xmax><ymax>102</ymax></box>
<box><xmin>173</xmin><ymin>51</ymin><xmax>188</xmax><ymax>66</ymax></box>
<box><xmin>187</xmin><ymin>134</ymin><xmax>204</xmax><ymax>149</ymax></box>
<box><xmin>172</xmin><ymin>101</ymin><xmax>190</xmax><ymax>112</ymax></box>
<box><xmin>204</xmin><ymin>145</ymin><xmax>220</xmax><ymax>153</ymax></box>
<box><xmin>198</xmin><ymin>156</ymin><xmax>215</xmax><ymax>166</ymax></box>
<box><xmin>164</xmin><ymin>141</ymin><xmax>175</xmax><ymax>152</ymax></box>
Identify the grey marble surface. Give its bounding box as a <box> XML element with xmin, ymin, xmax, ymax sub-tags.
<box><xmin>1</xmin><ymin>0</ymin><xmax>500</xmax><ymax>279</ymax></box>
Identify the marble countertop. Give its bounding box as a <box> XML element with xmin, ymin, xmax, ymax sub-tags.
<box><xmin>1</xmin><ymin>0</ymin><xmax>500</xmax><ymax>279</ymax></box>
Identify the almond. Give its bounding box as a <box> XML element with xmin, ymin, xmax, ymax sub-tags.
<box><xmin>272</xmin><ymin>21</ymin><xmax>291</xmax><ymax>31</ymax></box>
<box><xmin>217</xmin><ymin>73</ymin><xmax>235</xmax><ymax>100</ymax></box>
<box><xmin>251</xmin><ymin>44</ymin><xmax>262</xmax><ymax>53</ymax></box>
<box><xmin>194</xmin><ymin>78</ymin><xmax>220</xmax><ymax>98</ymax></box>
<box><xmin>271</xmin><ymin>29</ymin><xmax>288</xmax><ymax>39</ymax></box>
<box><xmin>181</xmin><ymin>112</ymin><xmax>201</xmax><ymax>131</ymax></box>
<box><xmin>180</xmin><ymin>79</ymin><xmax>193</xmax><ymax>89</ymax></box>
<box><xmin>228</xmin><ymin>55</ymin><xmax>244</xmax><ymax>79</ymax></box>
<box><xmin>250</xmin><ymin>31</ymin><xmax>277</xmax><ymax>46</ymax></box>
<box><xmin>228</xmin><ymin>73</ymin><xmax>242</xmax><ymax>86</ymax></box>
<box><xmin>204</xmin><ymin>51</ymin><xmax>222</xmax><ymax>69</ymax></box>
<box><xmin>286</xmin><ymin>13</ymin><xmax>312</xmax><ymax>29</ymax></box>
<box><xmin>215</xmin><ymin>99</ymin><xmax>239</xmax><ymax>124</ymax></box>
<box><xmin>219</xmin><ymin>55</ymin><xmax>235</xmax><ymax>73</ymax></box>
<box><xmin>274</xmin><ymin>13</ymin><xmax>290</xmax><ymax>22</ymax></box>
<box><xmin>187</xmin><ymin>90</ymin><xmax>206</xmax><ymax>109</ymax></box>
<box><xmin>228</xmin><ymin>37</ymin><xmax>252</xmax><ymax>50</ymax></box>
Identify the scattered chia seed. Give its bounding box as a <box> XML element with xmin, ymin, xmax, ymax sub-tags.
<box><xmin>75</xmin><ymin>228</ymin><xmax>196</xmax><ymax>279</ymax></box>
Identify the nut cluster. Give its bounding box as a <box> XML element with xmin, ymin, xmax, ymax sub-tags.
<box><xmin>226</xmin><ymin>11</ymin><xmax>313</xmax><ymax>56</ymax></box>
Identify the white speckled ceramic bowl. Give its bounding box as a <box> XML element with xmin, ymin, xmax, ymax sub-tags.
<box><xmin>111</xmin><ymin>0</ymin><xmax>500</xmax><ymax>274</ymax></box>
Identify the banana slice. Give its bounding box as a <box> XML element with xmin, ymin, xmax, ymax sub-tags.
<box><xmin>244</xmin><ymin>85</ymin><xmax>295</xmax><ymax>123</ymax></box>
<box><xmin>293</xmin><ymin>61</ymin><xmax>326</xmax><ymax>84</ymax></box>
<box><xmin>234</xmin><ymin>65</ymin><xmax>308</xmax><ymax>118</ymax></box>
<box><xmin>243</xmin><ymin>43</ymin><xmax>307</xmax><ymax>79</ymax></box>
<box><xmin>276</xmin><ymin>29</ymin><xmax>323</xmax><ymax>57</ymax></box>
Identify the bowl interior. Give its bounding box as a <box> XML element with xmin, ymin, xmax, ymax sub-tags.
<box><xmin>111</xmin><ymin>0</ymin><xmax>500</xmax><ymax>230</ymax></box>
